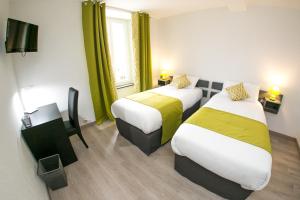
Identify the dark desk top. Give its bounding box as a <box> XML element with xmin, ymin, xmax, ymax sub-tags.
<box><xmin>20</xmin><ymin>103</ymin><xmax>78</xmax><ymax>166</ymax></box>
<box><xmin>22</xmin><ymin>103</ymin><xmax>62</xmax><ymax>129</ymax></box>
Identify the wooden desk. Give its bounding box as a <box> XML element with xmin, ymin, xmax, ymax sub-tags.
<box><xmin>21</xmin><ymin>103</ymin><xmax>78</xmax><ymax>166</ymax></box>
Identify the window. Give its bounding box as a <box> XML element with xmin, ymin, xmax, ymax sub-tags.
<box><xmin>106</xmin><ymin>8</ymin><xmax>134</xmax><ymax>88</ymax></box>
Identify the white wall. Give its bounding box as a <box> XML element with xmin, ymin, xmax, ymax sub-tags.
<box><xmin>9</xmin><ymin>0</ymin><xmax>299</xmax><ymax>143</ymax></box>
<box><xmin>9</xmin><ymin>0</ymin><xmax>161</xmax><ymax>121</ymax></box>
<box><xmin>151</xmin><ymin>6</ymin><xmax>300</xmax><ymax>141</ymax></box>
<box><xmin>9</xmin><ymin>0</ymin><xmax>148</xmax><ymax>121</ymax></box>
<box><xmin>0</xmin><ymin>0</ymin><xmax>49</xmax><ymax>199</ymax></box>
<box><xmin>10</xmin><ymin>0</ymin><xmax>95</xmax><ymax>123</ymax></box>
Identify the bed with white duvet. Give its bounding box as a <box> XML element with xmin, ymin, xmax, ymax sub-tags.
<box><xmin>111</xmin><ymin>84</ymin><xmax>203</xmax><ymax>134</ymax></box>
<box><xmin>111</xmin><ymin>77</ymin><xmax>203</xmax><ymax>155</ymax></box>
<box><xmin>171</xmin><ymin>82</ymin><xmax>272</xmax><ymax>199</ymax></box>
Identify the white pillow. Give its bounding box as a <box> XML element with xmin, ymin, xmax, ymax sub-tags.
<box><xmin>186</xmin><ymin>75</ymin><xmax>199</xmax><ymax>89</ymax></box>
<box><xmin>222</xmin><ymin>81</ymin><xmax>260</xmax><ymax>102</ymax></box>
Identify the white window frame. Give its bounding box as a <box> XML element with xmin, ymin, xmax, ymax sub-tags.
<box><xmin>106</xmin><ymin>9</ymin><xmax>135</xmax><ymax>89</ymax></box>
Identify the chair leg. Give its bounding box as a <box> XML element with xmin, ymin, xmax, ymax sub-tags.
<box><xmin>77</xmin><ymin>130</ymin><xmax>89</xmax><ymax>148</ymax></box>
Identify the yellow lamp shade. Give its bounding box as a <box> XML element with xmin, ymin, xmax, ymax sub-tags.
<box><xmin>160</xmin><ymin>69</ymin><xmax>169</xmax><ymax>80</ymax></box>
<box><xmin>269</xmin><ymin>85</ymin><xmax>280</xmax><ymax>101</ymax></box>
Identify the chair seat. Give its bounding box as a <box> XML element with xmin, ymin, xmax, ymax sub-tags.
<box><xmin>64</xmin><ymin>120</ymin><xmax>77</xmax><ymax>136</ymax></box>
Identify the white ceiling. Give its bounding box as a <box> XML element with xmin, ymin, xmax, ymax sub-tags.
<box><xmin>106</xmin><ymin>0</ymin><xmax>300</xmax><ymax>18</ymax></box>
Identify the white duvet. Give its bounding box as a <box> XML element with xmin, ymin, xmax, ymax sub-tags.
<box><xmin>171</xmin><ymin>93</ymin><xmax>272</xmax><ymax>191</ymax></box>
<box><xmin>111</xmin><ymin>85</ymin><xmax>203</xmax><ymax>134</ymax></box>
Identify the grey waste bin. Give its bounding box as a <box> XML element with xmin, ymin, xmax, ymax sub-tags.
<box><xmin>37</xmin><ymin>154</ymin><xmax>68</xmax><ymax>190</ymax></box>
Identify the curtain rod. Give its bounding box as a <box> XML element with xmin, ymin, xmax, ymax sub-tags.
<box><xmin>107</xmin><ymin>6</ymin><xmax>150</xmax><ymax>16</ymax></box>
<box><xmin>107</xmin><ymin>5</ymin><xmax>136</xmax><ymax>13</ymax></box>
<box><xmin>82</xmin><ymin>0</ymin><xmax>146</xmax><ymax>14</ymax></box>
<box><xmin>82</xmin><ymin>0</ymin><xmax>152</xmax><ymax>18</ymax></box>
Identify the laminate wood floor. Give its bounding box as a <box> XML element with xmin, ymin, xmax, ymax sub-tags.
<box><xmin>50</xmin><ymin>122</ymin><xmax>300</xmax><ymax>200</ymax></box>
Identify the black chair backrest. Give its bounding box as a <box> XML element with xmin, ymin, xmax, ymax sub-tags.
<box><xmin>68</xmin><ymin>87</ymin><xmax>80</xmax><ymax>128</ymax></box>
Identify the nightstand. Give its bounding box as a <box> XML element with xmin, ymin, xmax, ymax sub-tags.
<box><xmin>158</xmin><ymin>79</ymin><xmax>171</xmax><ymax>86</ymax></box>
<box><xmin>258</xmin><ymin>90</ymin><xmax>283</xmax><ymax>114</ymax></box>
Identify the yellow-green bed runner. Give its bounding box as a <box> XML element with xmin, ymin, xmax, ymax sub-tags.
<box><xmin>186</xmin><ymin>107</ymin><xmax>272</xmax><ymax>153</ymax></box>
<box><xmin>126</xmin><ymin>91</ymin><xmax>183</xmax><ymax>144</ymax></box>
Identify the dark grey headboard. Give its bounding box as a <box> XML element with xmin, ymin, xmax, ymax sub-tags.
<box><xmin>196</xmin><ymin>79</ymin><xmax>223</xmax><ymax>99</ymax></box>
<box><xmin>210</xmin><ymin>81</ymin><xmax>223</xmax><ymax>98</ymax></box>
<box><xmin>196</xmin><ymin>79</ymin><xmax>209</xmax><ymax>97</ymax></box>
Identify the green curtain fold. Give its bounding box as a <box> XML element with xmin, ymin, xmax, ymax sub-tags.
<box><xmin>132</xmin><ymin>12</ymin><xmax>153</xmax><ymax>91</ymax></box>
<box><xmin>82</xmin><ymin>1</ymin><xmax>117</xmax><ymax>124</ymax></box>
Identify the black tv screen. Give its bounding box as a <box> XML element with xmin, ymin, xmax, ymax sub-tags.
<box><xmin>5</xmin><ymin>18</ymin><xmax>38</xmax><ymax>53</ymax></box>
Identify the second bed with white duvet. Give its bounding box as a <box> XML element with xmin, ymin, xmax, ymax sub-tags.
<box><xmin>171</xmin><ymin>92</ymin><xmax>272</xmax><ymax>191</ymax></box>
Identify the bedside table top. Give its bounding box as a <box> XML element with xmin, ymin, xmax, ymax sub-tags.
<box><xmin>265</xmin><ymin>97</ymin><xmax>281</xmax><ymax>104</ymax></box>
<box><xmin>258</xmin><ymin>90</ymin><xmax>283</xmax><ymax>114</ymax></box>
<box><xmin>259</xmin><ymin>90</ymin><xmax>283</xmax><ymax>101</ymax></box>
<box><xmin>158</xmin><ymin>78</ymin><xmax>171</xmax><ymax>82</ymax></box>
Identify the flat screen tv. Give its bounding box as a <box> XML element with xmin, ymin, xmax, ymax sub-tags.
<box><xmin>5</xmin><ymin>18</ymin><xmax>38</xmax><ymax>53</ymax></box>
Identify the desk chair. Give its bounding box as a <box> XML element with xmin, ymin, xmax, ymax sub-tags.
<box><xmin>64</xmin><ymin>87</ymin><xmax>89</xmax><ymax>148</ymax></box>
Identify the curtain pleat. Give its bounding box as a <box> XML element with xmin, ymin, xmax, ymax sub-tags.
<box><xmin>132</xmin><ymin>12</ymin><xmax>153</xmax><ymax>91</ymax></box>
<box><xmin>82</xmin><ymin>1</ymin><xmax>117</xmax><ymax>124</ymax></box>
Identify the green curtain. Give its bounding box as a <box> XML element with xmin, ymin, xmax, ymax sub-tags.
<box><xmin>82</xmin><ymin>1</ymin><xmax>117</xmax><ymax>124</ymax></box>
<box><xmin>132</xmin><ymin>12</ymin><xmax>153</xmax><ymax>91</ymax></box>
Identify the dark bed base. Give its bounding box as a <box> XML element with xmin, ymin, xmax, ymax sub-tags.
<box><xmin>116</xmin><ymin>99</ymin><xmax>201</xmax><ymax>155</ymax></box>
<box><xmin>175</xmin><ymin>154</ymin><xmax>253</xmax><ymax>200</ymax></box>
